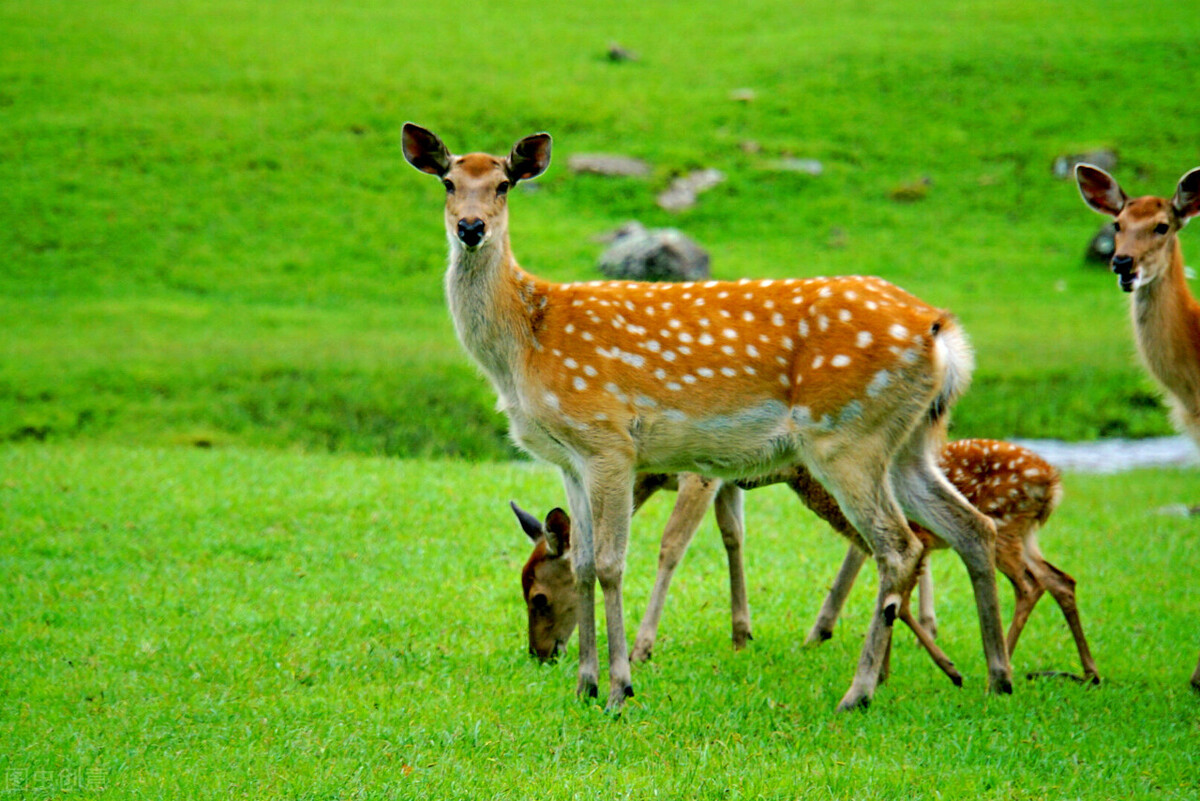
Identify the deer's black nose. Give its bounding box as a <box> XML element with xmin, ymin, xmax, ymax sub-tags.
<box><xmin>1111</xmin><ymin>254</ymin><xmax>1134</xmax><ymax>275</ymax></box>
<box><xmin>457</xmin><ymin>218</ymin><xmax>485</xmax><ymax>247</ymax></box>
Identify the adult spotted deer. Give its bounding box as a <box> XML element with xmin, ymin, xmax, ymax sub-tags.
<box><xmin>404</xmin><ymin>123</ymin><xmax>1011</xmax><ymax>711</ymax></box>
<box><xmin>514</xmin><ymin>439</ymin><xmax>1098</xmax><ymax>687</ymax></box>
<box><xmin>1075</xmin><ymin>163</ymin><xmax>1200</xmax><ymax>692</ymax></box>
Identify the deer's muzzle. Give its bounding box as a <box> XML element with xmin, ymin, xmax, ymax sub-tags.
<box><xmin>457</xmin><ymin>218</ymin><xmax>486</xmax><ymax>248</ymax></box>
<box><xmin>1111</xmin><ymin>254</ymin><xmax>1137</xmax><ymax>292</ymax></box>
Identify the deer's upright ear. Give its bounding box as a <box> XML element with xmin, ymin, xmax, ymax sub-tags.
<box><xmin>543</xmin><ymin>507</ymin><xmax>571</xmax><ymax>557</ymax></box>
<box><xmin>403</xmin><ymin>123</ymin><xmax>451</xmax><ymax>176</ymax></box>
<box><xmin>1075</xmin><ymin>163</ymin><xmax>1127</xmax><ymax>217</ymax></box>
<box><xmin>506</xmin><ymin>133</ymin><xmax>552</xmax><ymax>183</ymax></box>
<box><xmin>510</xmin><ymin>500</ymin><xmax>545</xmax><ymax>543</ymax></box>
<box><xmin>1172</xmin><ymin>167</ymin><xmax>1200</xmax><ymax>225</ymax></box>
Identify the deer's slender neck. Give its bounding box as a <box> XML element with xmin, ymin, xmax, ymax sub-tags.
<box><xmin>1132</xmin><ymin>237</ymin><xmax>1200</xmax><ymax>406</ymax></box>
<box><xmin>444</xmin><ymin>234</ymin><xmax>534</xmax><ymax>403</ymax></box>
<box><xmin>1133</xmin><ymin>239</ymin><xmax>1189</xmax><ymax>328</ymax></box>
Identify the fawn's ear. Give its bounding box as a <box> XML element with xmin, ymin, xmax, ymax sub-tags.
<box><xmin>1075</xmin><ymin>163</ymin><xmax>1127</xmax><ymax>217</ymax></box>
<box><xmin>1172</xmin><ymin>167</ymin><xmax>1200</xmax><ymax>225</ymax></box>
<box><xmin>510</xmin><ymin>500</ymin><xmax>544</xmax><ymax>544</ymax></box>
<box><xmin>543</xmin><ymin>507</ymin><xmax>571</xmax><ymax>556</ymax></box>
<box><xmin>506</xmin><ymin>133</ymin><xmax>552</xmax><ymax>183</ymax></box>
<box><xmin>403</xmin><ymin>123</ymin><xmax>452</xmax><ymax>176</ymax></box>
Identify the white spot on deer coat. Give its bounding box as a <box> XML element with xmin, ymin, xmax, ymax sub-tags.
<box><xmin>866</xmin><ymin>369</ymin><xmax>891</xmax><ymax>397</ymax></box>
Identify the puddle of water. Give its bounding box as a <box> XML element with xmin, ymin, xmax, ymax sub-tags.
<box><xmin>1010</xmin><ymin>436</ymin><xmax>1198</xmax><ymax>474</ymax></box>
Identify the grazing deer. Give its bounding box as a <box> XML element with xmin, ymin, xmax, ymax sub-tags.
<box><xmin>1074</xmin><ymin>164</ymin><xmax>1200</xmax><ymax>691</ymax></box>
<box><xmin>514</xmin><ymin>439</ymin><xmax>1098</xmax><ymax>687</ymax></box>
<box><xmin>404</xmin><ymin>123</ymin><xmax>1011</xmax><ymax>712</ymax></box>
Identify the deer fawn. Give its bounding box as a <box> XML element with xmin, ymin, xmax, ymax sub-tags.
<box><xmin>514</xmin><ymin>439</ymin><xmax>1098</xmax><ymax>687</ymax></box>
<box><xmin>806</xmin><ymin>439</ymin><xmax>1099</xmax><ymax>685</ymax></box>
<box><xmin>404</xmin><ymin>123</ymin><xmax>1011</xmax><ymax>711</ymax></box>
<box><xmin>1075</xmin><ymin>163</ymin><xmax>1200</xmax><ymax>692</ymax></box>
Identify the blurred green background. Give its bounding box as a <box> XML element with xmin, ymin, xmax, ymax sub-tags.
<box><xmin>4</xmin><ymin>0</ymin><xmax>1199</xmax><ymax>458</ymax></box>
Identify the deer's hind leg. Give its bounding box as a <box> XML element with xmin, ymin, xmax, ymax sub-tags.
<box><xmin>808</xmin><ymin>453</ymin><xmax>924</xmax><ymax>712</ymax></box>
<box><xmin>1027</xmin><ymin>553</ymin><xmax>1100</xmax><ymax>684</ymax></box>
<box><xmin>889</xmin><ymin>437</ymin><xmax>1012</xmax><ymax>695</ymax></box>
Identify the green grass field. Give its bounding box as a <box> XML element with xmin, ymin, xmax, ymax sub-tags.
<box><xmin>4</xmin><ymin>1</ymin><xmax>1200</xmax><ymax>798</ymax></box>
<box><xmin>4</xmin><ymin>0</ymin><xmax>1200</xmax><ymax>457</ymax></box>
<box><xmin>2</xmin><ymin>445</ymin><xmax>1198</xmax><ymax>799</ymax></box>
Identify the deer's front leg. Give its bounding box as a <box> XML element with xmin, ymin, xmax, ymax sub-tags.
<box><xmin>632</xmin><ymin>473</ymin><xmax>720</xmax><ymax>662</ymax></box>
<box><xmin>587</xmin><ymin>457</ymin><xmax>636</xmax><ymax>713</ymax></box>
<box><xmin>806</xmin><ymin>544</ymin><xmax>867</xmax><ymax>646</ymax></box>
<box><xmin>561</xmin><ymin>469</ymin><xmax>599</xmax><ymax>700</ymax></box>
<box><xmin>713</xmin><ymin>482</ymin><xmax>753</xmax><ymax>651</ymax></box>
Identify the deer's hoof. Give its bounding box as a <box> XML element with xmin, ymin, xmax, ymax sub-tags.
<box><xmin>804</xmin><ymin>628</ymin><xmax>833</xmax><ymax>647</ymax></box>
<box><xmin>604</xmin><ymin>683</ymin><xmax>634</xmax><ymax>715</ymax></box>
<box><xmin>882</xmin><ymin>594</ymin><xmax>900</xmax><ymax>627</ymax></box>
<box><xmin>836</xmin><ymin>692</ymin><xmax>872</xmax><ymax>713</ymax></box>
<box><xmin>577</xmin><ymin>677</ymin><xmax>599</xmax><ymax>701</ymax></box>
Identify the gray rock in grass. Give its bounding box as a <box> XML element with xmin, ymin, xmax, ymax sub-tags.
<box><xmin>656</xmin><ymin>168</ymin><xmax>726</xmax><ymax>212</ymax></box>
<box><xmin>567</xmin><ymin>154</ymin><xmax>652</xmax><ymax>178</ymax></box>
<box><xmin>1053</xmin><ymin>149</ymin><xmax>1117</xmax><ymax>179</ymax></box>
<box><xmin>596</xmin><ymin>222</ymin><xmax>710</xmax><ymax>282</ymax></box>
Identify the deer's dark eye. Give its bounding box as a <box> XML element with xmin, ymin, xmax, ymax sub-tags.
<box><xmin>1154</xmin><ymin>222</ymin><xmax>1169</xmax><ymax>235</ymax></box>
<box><xmin>1112</xmin><ymin>221</ymin><xmax>1120</xmax><ymax>232</ymax></box>
<box><xmin>442</xmin><ymin>179</ymin><xmax>455</xmax><ymax>193</ymax></box>
<box><xmin>497</xmin><ymin>181</ymin><xmax>510</xmax><ymax>196</ymax></box>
